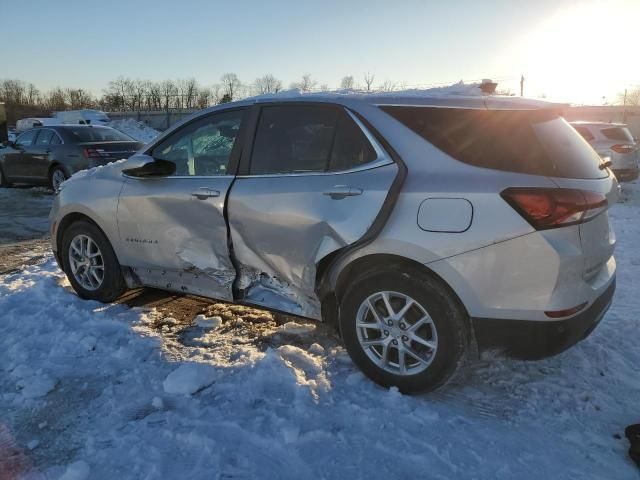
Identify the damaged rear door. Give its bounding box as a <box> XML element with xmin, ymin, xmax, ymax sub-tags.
<box><xmin>116</xmin><ymin>108</ymin><xmax>246</xmax><ymax>299</ymax></box>
<box><xmin>228</xmin><ymin>103</ymin><xmax>398</xmax><ymax>319</ymax></box>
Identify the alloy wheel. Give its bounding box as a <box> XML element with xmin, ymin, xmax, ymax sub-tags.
<box><xmin>52</xmin><ymin>169</ymin><xmax>66</xmax><ymax>191</ymax></box>
<box><xmin>355</xmin><ymin>291</ymin><xmax>438</xmax><ymax>375</ymax></box>
<box><xmin>68</xmin><ymin>234</ymin><xmax>104</xmax><ymax>291</ymax></box>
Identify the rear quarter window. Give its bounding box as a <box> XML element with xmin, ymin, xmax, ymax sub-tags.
<box><xmin>600</xmin><ymin>127</ymin><xmax>634</xmax><ymax>142</ymax></box>
<box><xmin>381</xmin><ymin>106</ymin><xmax>607</xmax><ymax>179</ymax></box>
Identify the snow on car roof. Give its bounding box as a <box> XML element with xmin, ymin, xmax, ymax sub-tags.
<box><xmin>245</xmin><ymin>82</ymin><xmax>565</xmax><ymax>110</ymax></box>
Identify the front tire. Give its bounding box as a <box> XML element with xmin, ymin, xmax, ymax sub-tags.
<box><xmin>339</xmin><ymin>268</ymin><xmax>468</xmax><ymax>393</ymax></box>
<box><xmin>61</xmin><ymin>220</ymin><xmax>126</xmax><ymax>302</ymax></box>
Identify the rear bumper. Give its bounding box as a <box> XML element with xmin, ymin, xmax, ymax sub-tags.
<box><xmin>472</xmin><ymin>277</ymin><xmax>615</xmax><ymax>359</ymax></box>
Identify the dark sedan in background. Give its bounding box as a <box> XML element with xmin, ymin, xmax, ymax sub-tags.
<box><xmin>0</xmin><ymin>125</ymin><xmax>143</xmax><ymax>191</ymax></box>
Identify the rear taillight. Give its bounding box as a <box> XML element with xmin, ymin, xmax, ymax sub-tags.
<box><xmin>611</xmin><ymin>144</ymin><xmax>636</xmax><ymax>154</ymax></box>
<box><xmin>83</xmin><ymin>148</ymin><xmax>104</xmax><ymax>159</ymax></box>
<box><xmin>501</xmin><ymin>188</ymin><xmax>607</xmax><ymax>230</ymax></box>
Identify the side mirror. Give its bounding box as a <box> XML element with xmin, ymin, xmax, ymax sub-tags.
<box><xmin>122</xmin><ymin>154</ymin><xmax>175</xmax><ymax>178</ymax></box>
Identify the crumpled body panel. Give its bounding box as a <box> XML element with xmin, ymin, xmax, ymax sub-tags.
<box><xmin>228</xmin><ymin>164</ymin><xmax>397</xmax><ymax>320</ymax></box>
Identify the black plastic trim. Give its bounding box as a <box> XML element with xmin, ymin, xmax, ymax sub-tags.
<box><xmin>472</xmin><ymin>278</ymin><xmax>615</xmax><ymax>359</ymax></box>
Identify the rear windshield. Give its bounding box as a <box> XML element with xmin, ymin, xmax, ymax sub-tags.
<box><xmin>64</xmin><ymin>127</ymin><xmax>133</xmax><ymax>143</ymax></box>
<box><xmin>381</xmin><ymin>106</ymin><xmax>607</xmax><ymax>179</ymax></box>
<box><xmin>600</xmin><ymin>126</ymin><xmax>634</xmax><ymax>142</ymax></box>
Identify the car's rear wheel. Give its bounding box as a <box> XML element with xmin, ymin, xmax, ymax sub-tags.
<box><xmin>0</xmin><ymin>167</ymin><xmax>12</xmax><ymax>188</ymax></box>
<box><xmin>50</xmin><ymin>166</ymin><xmax>67</xmax><ymax>192</ymax></box>
<box><xmin>61</xmin><ymin>220</ymin><xmax>126</xmax><ymax>302</ymax></box>
<box><xmin>339</xmin><ymin>269</ymin><xmax>468</xmax><ymax>393</ymax></box>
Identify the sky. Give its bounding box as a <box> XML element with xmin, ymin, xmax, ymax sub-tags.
<box><xmin>0</xmin><ymin>0</ymin><xmax>638</xmax><ymax>105</ymax></box>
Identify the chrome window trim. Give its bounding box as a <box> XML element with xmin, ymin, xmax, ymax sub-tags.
<box><xmin>123</xmin><ymin>173</ymin><xmax>236</xmax><ymax>180</ymax></box>
<box><xmin>239</xmin><ymin>106</ymin><xmax>393</xmax><ymax>178</ymax></box>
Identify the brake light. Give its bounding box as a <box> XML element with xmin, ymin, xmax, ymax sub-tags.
<box><xmin>83</xmin><ymin>148</ymin><xmax>104</xmax><ymax>159</ymax></box>
<box><xmin>611</xmin><ymin>144</ymin><xmax>635</xmax><ymax>154</ymax></box>
<box><xmin>501</xmin><ymin>188</ymin><xmax>608</xmax><ymax>230</ymax></box>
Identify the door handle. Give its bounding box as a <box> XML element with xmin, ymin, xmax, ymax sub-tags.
<box><xmin>191</xmin><ymin>188</ymin><xmax>221</xmax><ymax>199</ymax></box>
<box><xmin>323</xmin><ymin>185</ymin><xmax>363</xmax><ymax>199</ymax></box>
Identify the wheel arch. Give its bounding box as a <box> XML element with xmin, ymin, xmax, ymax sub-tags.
<box><xmin>55</xmin><ymin>212</ymin><xmax>113</xmax><ymax>263</ymax></box>
<box><xmin>318</xmin><ymin>253</ymin><xmax>473</xmax><ymax>341</ymax></box>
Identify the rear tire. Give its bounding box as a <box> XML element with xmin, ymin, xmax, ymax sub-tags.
<box><xmin>0</xmin><ymin>167</ymin><xmax>11</xmax><ymax>187</ymax></box>
<box><xmin>50</xmin><ymin>166</ymin><xmax>67</xmax><ymax>192</ymax></box>
<box><xmin>61</xmin><ymin>220</ymin><xmax>126</xmax><ymax>302</ymax></box>
<box><xmin>339</xmin><ymin>268</ymin><xmax>468</xmax><ymax>393</ymax></box>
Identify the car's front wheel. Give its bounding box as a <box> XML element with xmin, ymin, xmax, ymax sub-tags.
<box><xmin>60</xmin><ymin>220</ymin><xmax>126</xmax><ymax>302</ymax></box>
<box><xmin>339</xmin><ymin>268</ymin><xmax>468</xmax><ymax>393</ymax></box>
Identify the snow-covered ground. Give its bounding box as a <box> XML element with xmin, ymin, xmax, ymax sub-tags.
<box><xmin>1</xmin><ymin>184</ymin><xmax>639</xmax><ymax>479</ymax></box>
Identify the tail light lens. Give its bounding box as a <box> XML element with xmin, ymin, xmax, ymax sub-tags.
<box><xmin>501</xmin><ymin>188</ymin><xmax>608</xmax><ymax>230</ymax></box>
<box><xmin>83</xmin><ymin>148</ymin><xmax>106</xmax><ymax>159</ymax></box>
<box><xmin>611</xmin><ymin>144</ymin><xmax>636</xmax><ymax>154</ymax></box>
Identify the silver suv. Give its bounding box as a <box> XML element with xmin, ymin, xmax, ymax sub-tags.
<box><xmin>571</xmin><ymin>121</ymin><xmax>639</xmax><ymax>182</ymax></box>
<box><xmin>50</xmin><ymin>95</ymin><xmax>617</xmax><ymax>392</ymax></box>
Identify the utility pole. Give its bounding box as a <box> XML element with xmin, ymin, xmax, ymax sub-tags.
<box><xmin>623</xmin><ymin>88</ymin><xmax>628</xmax><ymax>123</ymax></box>
<box><xmin>520</xmin><ymin>75</ymin><xmax>524</xmax><ymax>97</ymax></box>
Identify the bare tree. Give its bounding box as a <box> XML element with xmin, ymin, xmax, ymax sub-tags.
<box><xmin>196</xmin><ymin>89</ymin><xmax>211</xmax><ymax>109</ymax></box>
<box><xmin>290</xmin><ymin>74</ymin><xmax>317</xmax><ymax>92</ymax></box>
<box><xmin>43</xmin><ymin>87</ymin><xmax>68</xmax><ymax>111</ymax></box>
<box><xmin>618</xmin><ymin>88</ymin><xmax>640</xmax><ymax>106</ymax></box>
<box><xmin>340</xmin><ymin>75</ymin><xmax>354</xmax><ymax>90</ymax></box>
<box><xmin>0</xmin><ymin>79</ymin><xmax>26</xmax><ymax>105</ymax></box>
<box><xmin>26</xmin><ymin>83</ymin><xmax>40</xmax><ymax>105</ymax></box>
<box><xmin>210</xmin><ymin>84</ymin><xmax>223</xmax><ymax>105</ymax></box>
<box><xmin>255</xmin><ymin>74</ymin><xmax>282</xmax><ymax>94</ymax></box>
<box><xmin>381</xmin><ymin>80</ymin><xmax>396</xmax><ymax>92</ymax></box>
<box><xmin>160</xmin><ymin>80</ymin><xmax>177</xmax><ymax>111</ymax></box>
<box><xmin>220</xmin><ymin>73</ymin><xmax>241</xmax><ymax>101</ymax></box>
<box><xmin>363</xmin><ymin>72</ymin><xmax>375</xmax><ymax>92</ymax></box>
<box><xmin>65</xmin><ymin>88</ymin><xmax>94</xmax><ymax>109</ymax></box>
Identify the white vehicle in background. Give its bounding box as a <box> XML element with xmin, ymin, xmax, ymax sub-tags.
<box><xmin>571</xmin><ymin>121</ymin><xmax>639</xmax><ymax>182</ymax></box>
<box><xmin>16</xmin><ymin>117</ymin><xmax>60</xmax><ymax>133</ymax></box>
<box><xmin>55</xmin><ymin>109</ymin><xmax>111</xmax><ymax>126</ymax></box>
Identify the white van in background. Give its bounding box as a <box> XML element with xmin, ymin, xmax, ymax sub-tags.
<box><xmin>15</xmin><ymin>117</ymin><xmax>60</xmax><ymax>133</ymax></box>
<box><xmin>55</xmin><ymin>109</ymin><xmax>111</xmax><ymax>126</ymax></box>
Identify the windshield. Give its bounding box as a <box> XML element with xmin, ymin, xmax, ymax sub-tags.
<box><xmin>64</xmin><ymin>127</ymin><xmax>133</xmax><ymax>143</ymax></box>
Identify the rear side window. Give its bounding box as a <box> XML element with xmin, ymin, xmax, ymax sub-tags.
<box><xmin>250</xmin><ymin>105</ymin><xmax>376</xmax><ymax>175</ymax></box>
<box><xmin>64</xmin><ymin>127</ymin><xmax>133</xmax><ymax>143</ymax></box>
<box><xmin>381</xmin><ymin>106</ymin><xmax>607</xmax><ymax>179</ymax></box>
<box><xmin>35</xmin><ymin>130</ymin><xmax>55</xmax><ymax>146</ymax></box>
<box><xmin>600</xmin><ymin>127</ymin><xmax>634</xmax><ymax>142</ymax></box>
<box><xmin>573</xmin><ymin>126</ymin><xmax>594</xmax><ymax>142</ymax></box>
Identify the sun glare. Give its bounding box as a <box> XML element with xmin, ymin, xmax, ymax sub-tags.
<box><xmin>505</xmin><ymin>1</ymin><xmax>640</xmax><ymax>104</ymax></box>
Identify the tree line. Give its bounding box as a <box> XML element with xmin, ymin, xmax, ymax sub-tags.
<box><xmin>0</xmin><ymin>72</ymin><xmax>387</xmax><ymax>120</ymax></box>
<box><xmin>2</xmin><ymin>74</ymin><xmax>637</xmax><ymax>123</ymax></box>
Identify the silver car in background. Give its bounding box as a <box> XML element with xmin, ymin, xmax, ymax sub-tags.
<box><xmin>50</xmin><ymin>94</ymin><xmax>617</xmax><ymax>393</ymax></box>
<box><xmin>571</xmin><ymin>121</ymin><xmax>639</xmax><ymax>182</ymax></box>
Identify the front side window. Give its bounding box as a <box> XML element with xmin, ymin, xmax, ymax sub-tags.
<box><xmin>152</xmin><ymin>109</ymin><xmax>244</xmax><ymax>176</ymax></box>
<box><xmin>249</xmin><ymin>105</ymin><xmax>377</xmax><ymax>175</ymax></box>
<box><xmin>35</xmin><ymin>130</ymin><xmax>55</xmax><ymax>146</ymax></box>
<box><xmin>16</xmin><ymin>130</ymin><xmax>37</xmax><ymax>147</ymax></box>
